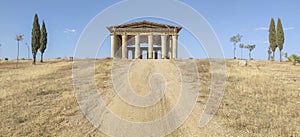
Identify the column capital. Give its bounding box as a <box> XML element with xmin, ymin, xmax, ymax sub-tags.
<box><xmin>148</xmin><ymin>34</ymin><xmax>153</xmax><ymax>38</ymax></box>
<box><xmin>161</xmin><ymin>35</ymin><xmax>167</xmax><ymax>39</ymax></box>
<box><xmin>122</xmin><ymin>34</ymin><xmax>127</xmax><ymax>38</ymax></box>
<box><xmin>172</xmin><ymin>34</ymin><xmax>179</xmax><ymax>37</ymax></box>
<box><xmin>160</xmin><ymin>33</ymin><xmax>168</xmax><ymax>36</ymax></box>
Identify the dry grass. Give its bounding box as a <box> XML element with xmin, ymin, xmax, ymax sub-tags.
<box><xmin>0</xmin><ymin>59</ymin><xmax>105</xmax><ymax>136</ymax></box>
<box><xmin>0</xmin><ymin>59</ymin><xmax>299</xmax><ymax>136</ymax></box>
<box><xmin>218</xmin><ymin>60</ymin><xmax>300</xmax><ymax>136</ymax></box>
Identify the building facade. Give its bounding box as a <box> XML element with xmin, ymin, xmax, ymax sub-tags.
<box><xmin>107</xmin><ymin>20</ymin><xmax>182</xmax><ymax>59</ymax></box>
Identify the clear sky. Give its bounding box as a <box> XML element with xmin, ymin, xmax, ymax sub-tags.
<box><xmin>0</xmin><ymin>0</ymin><xmax>299</xmax><ymax>60</ymax></box>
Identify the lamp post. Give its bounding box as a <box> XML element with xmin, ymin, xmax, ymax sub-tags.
<box><xmin>16</xmin><ymin>34</ymin><xmax>23</xmax><ymax>68</ymax></box>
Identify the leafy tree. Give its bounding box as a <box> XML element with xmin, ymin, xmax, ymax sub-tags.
<box><xmin>276</xmin><ymin>18</ymin><xmax>285</xmax><ymax>62</ymax></box>
<box><xmin>31</xmin><ymin>13</ymin><xmax>40</xmax><ymax>64</ymax></box>
<box><xmin>40</xmin><ymin>20</ymin><xmax>47</xmax><ymax>63</ymax></box>
<box><xmin>230</xmin><ymin>34</ymin><xmax>242</xmax><ymax>59</ymax></box>
<box><xmin>269</xmin><ymin>18</ymin><xmax>277</xmax><ymax>61</ymax></box>
<box><xmin>288</xmin><ymin>54</ymin><xmax>299</xmax><ymax>65</ymax></box>
<box><xmin>245</xmin><ymin>45</ymin><xmax>256</xmax><ymax>60</ymax></box>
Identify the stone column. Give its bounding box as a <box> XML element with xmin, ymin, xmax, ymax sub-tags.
<box><xmin>131</xmin><ymin>49</ymin><xmax>135</xmax><ymax>59</ymax></box>
<box><xmin>169</xmin><ymin>37</ymin><xmax>173</xmax><ymax>59</ymax></box>
<box><xmin>135</xmin><ymin>34</ymin><xmax>140</xmax><ymax>59</ymax></box>
<box><xmin>111</xmin><ymin>34</ymin><xmax>116</xmax><ymax>58</ymax></box>
<box><xmin>117</xmin><ymin>37</ymin><xmax>122</xmax><ymax>58</ymax></box>
<box><xmin>166</xmin><ymin>36</ymin><xmax>169</xmax><ymax>59</ymax></box>
<box><xmin>122</xmin><ymin>35</ymin><xmax>128</xmax><ymax>59</ymax></box>
<box><xmin>148</xmin><ymin>34</ymin><xmax>153</xmax><ymax>59</ymax></box>
<box><xmin>161</xmin><ymin>35</ymin><xmax>167</xmax><ymax>59</ymax></box>
<box><xmin>172</xmin><ymin>35</ymin><xmax>178</xmax><ymax>59</ymax></box>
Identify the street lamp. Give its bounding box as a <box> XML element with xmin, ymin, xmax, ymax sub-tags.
<box><xmin>16</xmin><ymin>34</ymin><xmax>23</xmax><ymax>67</ymax></box>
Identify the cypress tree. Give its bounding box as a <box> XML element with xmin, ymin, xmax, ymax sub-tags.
<box><xmin>40</xmin><ymin>20</ymin><xmax>47</xmax><ymax>63</ymax></box>
<box><xmin>277</xmin><ymin>18</ymin><xmax>285</xmax><ymax>62</ymax></box>
<box><xmin>269</xmin><ymin>18</ymin><xmax>277</xmax><ymax>61</ymax></box>
<box><xmin>31</xmin><ymin>13</ymin><xmax>40</xmax><ymax>64</ymax></box>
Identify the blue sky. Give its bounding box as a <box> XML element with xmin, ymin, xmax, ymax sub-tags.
<box><xmin>0</xmin><ymin>0</ymin><xmax>299</xmax><ymax>60</ymax></box>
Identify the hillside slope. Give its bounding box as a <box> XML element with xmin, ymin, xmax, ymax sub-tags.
<box><xmin>0</xmin><ymin>59</ymin><xmax>299</xmax><ymax>136</ymax></box>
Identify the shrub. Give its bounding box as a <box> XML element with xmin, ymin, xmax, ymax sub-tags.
<box><xmin>287</xmin><ymin>54</ymin><xmax>299</xmax><ymax>65</ymax></box>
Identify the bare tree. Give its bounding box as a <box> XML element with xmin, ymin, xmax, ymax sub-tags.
<box><xmin>16</xmin><ymin>34</ymin><xmax>24</xmax><ymax>67</ymax></box>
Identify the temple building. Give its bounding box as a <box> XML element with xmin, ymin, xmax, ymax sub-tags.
<box><xmin>107</xmin><ymin>20</ymin><xmax>182</xmax><ymax>59</ymax></box>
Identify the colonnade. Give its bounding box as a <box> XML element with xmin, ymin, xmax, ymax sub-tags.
<box><xmin>111</xmin><ymin>33</ymin><xmax>178</xmax><ymax>59</ymax></box>
<box><xmin>126</xmin><ymin>47</ymin><xmax>164</xmax><ymax>59</ymax></box>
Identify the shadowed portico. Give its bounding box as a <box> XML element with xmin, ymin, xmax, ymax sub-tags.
<box><xmin>107</xmin><ymin>20</ymin><xmax>182</xmax><ymax>59</ymax></box>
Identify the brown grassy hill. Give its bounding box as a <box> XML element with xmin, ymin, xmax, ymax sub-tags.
<box><xmin>0</xmin><ymin>59</ymin><xmax>299</xmax><ymax>136</ymax></box>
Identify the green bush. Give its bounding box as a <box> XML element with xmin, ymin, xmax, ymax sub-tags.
<box><xmin>287</xmin><ymin>54</ymin><xmax>299</xmax><ymax>65</ymax></box>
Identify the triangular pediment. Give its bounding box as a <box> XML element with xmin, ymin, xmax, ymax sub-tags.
<box><xmin>107</xmin><ymin>20</ymin><xmax>182</xmax><ymax>33</ymax></box>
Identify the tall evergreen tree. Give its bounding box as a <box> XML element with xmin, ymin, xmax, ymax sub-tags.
<box><xmin>269</xmin><ymin>18</ymin><xmax>277</xmax><ymax>61</ymax></box>
<box><xmin>31</xmin><ymin>13</ymin><xmax>40</xmax><ymax>64</ymax></box>
<box><xmin>40</xmin><ymin>20</ymin><xmax>47</xmax><ymax>63</ymax></box>
<box><xmin>277</xmin><ymin>18</ymin><xmax>285</xmax><ymax>62</ymax></box>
